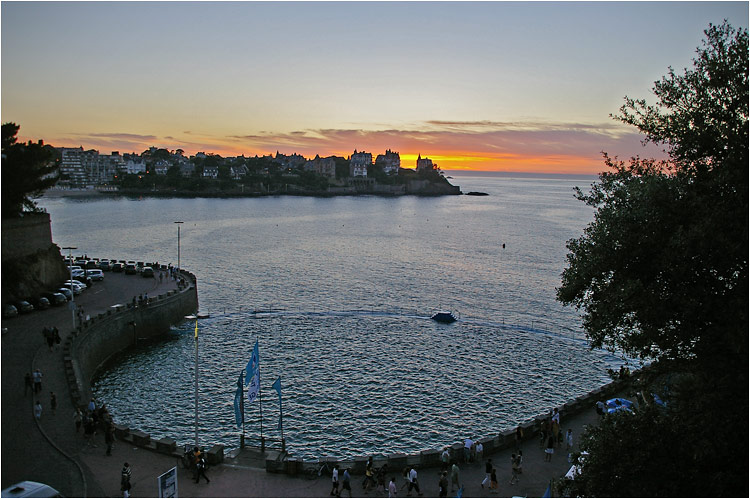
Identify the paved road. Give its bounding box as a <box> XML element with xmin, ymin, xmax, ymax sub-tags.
<box><xmin>2</xmin><ymin>271</ymin><xmax>610</xmax><ymax>498</ymax></box>
<box><xmin>1</xmin><ymin>271</ymin><xmax>180</xmax><ymax>497</ymax></box>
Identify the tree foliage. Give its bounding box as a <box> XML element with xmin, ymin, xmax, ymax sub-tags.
<box><xmin>2</xmin><ymin>123</ymin><xmax>59</xmax><ymax>218</ymax></box>
<box><xmin>558</xmin><ymin>22</ymin><xmax>748</xmax><ymax>366</ymax></box>
<box><xmin>557</xmin><ymin>22</ymin><xmax>748</xmax><ymax>497</ymax></box>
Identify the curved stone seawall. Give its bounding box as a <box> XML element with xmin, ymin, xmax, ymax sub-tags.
<box><xmin>62</xmin><ymin>271</ymin><xmax>198</xmax><ymax>443</ymax></box>
<box><xmin>62</xmin><ymin>275</ymin><xmax>648</xmax><ymax>474</ymax></box>
<box><xmin>274</xmin><ymin>369</ymin><xmax>651</xmax><ymax>477</ymax></box>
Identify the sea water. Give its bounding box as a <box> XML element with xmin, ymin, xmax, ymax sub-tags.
<box><xmin>39</xmin><ymin>171</ymin><xmax>622</xmax><ymax>459</ymax></box>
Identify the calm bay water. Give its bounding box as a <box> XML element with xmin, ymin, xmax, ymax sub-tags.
<box><xmin>38</xmin><ymin>171</ymin><xmax>622</xmax><ymax>459</ymax></box>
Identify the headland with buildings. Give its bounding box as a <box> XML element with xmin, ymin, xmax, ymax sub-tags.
<box><xmin>52</xmin><ymin>146</ymin><xmax>461</xmax><ymax>197</ymax></box>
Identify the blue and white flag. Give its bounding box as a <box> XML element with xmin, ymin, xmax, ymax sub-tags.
<box><xmin>233</xmin><ymin>372</ymin><xmax>244</xmax><ymax>428</ymax></box>
<box><xmin>245</xmin><ymin>340</ymin><xmax>260</xmax><ymax>403</ymax></box>
<box><xmin>244</xmin><ymin>340</ymin><xmax>259</xmax><ymax>386</ymax></box>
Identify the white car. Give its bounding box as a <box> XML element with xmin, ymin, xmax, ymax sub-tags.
<box><xmin>1</xmin><ymin>481</ymin><xmax>62</xmax><ymax>497</ymax></box>
<box><xmin>63</xmin><ymin>280</ymin><xmax>86</xmax><ymax>293</ymax></box>
<box><xmin>85</xmin><ymin>269</ymin><xmax>104</xmax><ymax>281</ymax></box>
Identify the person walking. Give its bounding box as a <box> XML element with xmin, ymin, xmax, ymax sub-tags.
<box><xmin>566</xmin><ymin>429</ymin><xmax>574</xmax><ymax>450</ymax></box>
<box><xmin>105</xmin><ymin>426</ymin><xmax>115</xmax><ymax>456</ymax></box>
<box><xmin>340</xmin><ymin>468</ymin><xmax>352</xmax><ymax>497</ymax></box>
<box><xmin>450</xmin><ymin>462</ymin><xmax>460</xmax><ymax>492</ymax></box>
<box><xmin>34</xmin><ymin>400</ymin><xmax>42</xmax><ymax>420</ymax></box>
<box><xmin>194</xmin><ymin>455</ymin><xmax>210</xmax><ymax>484</ymax></box>
<box><xmin>476</xmin><ymin>441</ymin><xmax>484</xmax><ymax>461</ymax></box>
<box><xmin>463</xmin><ymin>437</ymin><xmax>473</xmax><ymax>463</ymax></box>
<box><xmin>438</xmin><ymin>471</ymin><xmax>448</xmax><ymax>497</ymax></box>
<box><xmin>24</xmin><ymin>372</ymin><xmax>32</xmax><ymax>396</ymax></box>
<box><xmin>440</xmin><ymin>447</ymin><xmax>450</xmax><ymax>472</ymax></box>
<box><xmin>363</xmin><ymin>457</ymin><xmax>375</xmax><ymax>491</ymax></box>
<box><xmin>32</xmin><ymin>369</ymin><xmax>42</xmax><ymax>394</ymax></box>
<box><xmin>388</xmin><ymin>477</ymin><xmax>397</xmax><ymax>498</ymax></box>
<box><xmin>74</xmin><ymin>408</ymin><xmax>83</xmax><ymax>433</ymax></box>
<box><xmin>509</xmin><ymin>454</ymin><xmax>520</xmax><ymax>484</ymax></box>
<box><xmin>330</xmin><ymin>465</ymin><xmax>339</xmax><ymax>496</ymax></box>
<box><xmin>43</xmin><ymin>327</ymin><xmax>54</xmax><ymax>351</ymax></box>
<box><xmin>120</xmin><ymin>462</ymin><xmax>132</xmax><ymax>498</ymax></box>
<box><xmin>481</xmin><ymin>458</ymin><xmax>492</xmax><ymax>488</ymax></box>
<box><xmin>489</xmin><ymin>468</ymin><xmax>498</xmax><ymax>493</ymax></box>
<box><xmin>545</xmin><ymin>434</ymin><xmax>555</xmax><ymax>462</ymax></box>
<box><xmin>552</xmin><ymin>408</ymin><xmax>562</xmax><ymax>446</ymax></box>
<box><xmin>406</xmin><ymin>468</ymin><xmax>422</xmax><ymax>497</ymax></box>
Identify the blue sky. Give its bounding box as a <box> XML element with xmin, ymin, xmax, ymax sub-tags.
<box><xmin>2</xmin><ymin>2</ymin><xmax>747</xmax><ymax>172</ymax></box>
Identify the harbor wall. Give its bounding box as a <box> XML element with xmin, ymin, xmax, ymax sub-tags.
<box><xmin>61</xmin><ymin>272</ymin><xmax>647</xmax><ymax>472</ymax></box>
<box><xmin>63</xmin><ymin>270</ymin><xmax>198</xmax><ymax>412</ymax></box>
<box><xmin>1</xmin><ymin>212</ymin><xmax>70</xmax><ymax>300</ymax></box>
<box><xmin>277</xmin><ymin>370</ymin><xmax>650</xmax><ymax>476</ymax></box>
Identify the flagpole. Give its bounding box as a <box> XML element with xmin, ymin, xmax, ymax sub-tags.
<box><xmin>259</xmin><ymin>365</ymin><xmax>264</xmax><ymax>451</ymax></box>
<box><xmin>194</xmin><ymin>319</ymin><xmax>199</xmax><ymax>447</ymax></box>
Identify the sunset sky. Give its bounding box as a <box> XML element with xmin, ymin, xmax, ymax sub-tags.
<box><xmin>2</xmin><ymin>2</ymin><xmax>747</xmax><ymax>173</ymax></box>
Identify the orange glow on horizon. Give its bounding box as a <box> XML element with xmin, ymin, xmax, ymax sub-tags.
<box><xmin>29</xmin><ymin>134</ymin><xmax>607</xmax><ymax>175</ymax></box>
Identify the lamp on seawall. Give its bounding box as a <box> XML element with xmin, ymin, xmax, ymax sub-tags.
<box><xmin>62</xmin><ymin>245</ymin><xmax>77</xmax><ymax>329</ymax></box>
<box><xmin>174</xmin><ymin>221</ymin><xmax>184</xmax><ymax>270</ymax></box>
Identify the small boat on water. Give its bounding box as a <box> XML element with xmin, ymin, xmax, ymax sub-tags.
<box><xmin>431</xmin><ymin>310</ymin><xmax>459</xmax><ymax>323</ymax></box>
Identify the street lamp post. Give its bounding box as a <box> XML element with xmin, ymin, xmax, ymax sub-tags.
<box><xmin>62</xmin><ymin>246</ymin><xmax>77</xmax><ymax>329</ymax></box>
<box><xmin>174</xmin><ymin>221</ymin><xmax>184</xmax><ymax>270</ymax></box>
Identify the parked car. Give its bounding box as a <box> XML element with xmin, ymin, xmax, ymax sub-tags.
<box><xmin>86</xmin><ymin>269</ymin><xmax>104</xmax><ymax>281</ymax></box>
<box><xmin>71</xmin><ymin>269</ymin><xmax>86</xmax><ymax>279</ymax></box>
<box><xmin>111</xmin><ymin>262</ymin><xmax>124</xmax><ymax>272</ymax></box>
<box><xmin>42</xmin><ymin>292</ymin><xmax>67</xmax><ymax>306</ymax></box>
<box><xmin>63</xmin><ymin>280</ymin><xmax>87</xmax><ymax>292</ymax></box>
<box><xmin>142</xmin><ymin>266</ymin><xmax>155</xmax><ymax>278</ymax></box>
<box><xmin>3</xmin><ymin>304</ymin><xmax>19</xmax><ymax>319</ymax></box>
<box><xmin>13</xmin><ymin>300</ymin><xmax>35</xmax><ymax>313</ymax></box>
<box><xmin>125</xmin><ymin>264</ymin><xmax>137</xmax><ymax>275</ymax></box>
<box><xmin>1</xmin><ymin>480</ymin><xmax>63</xmax><ymax>498</ymax></box>
<box><xmin>98</xmin><ymin>259</ymin><xmax>111</xmax><ymax>271</ymax></box>
<box><xmin>85</xmin><ymin>260</ymin><xmax>99</xmax><ymax>269</ymax></box>
<box><xmin>33</xmin><ymin>297</ymin><xmax>50</xmax><ymax>310</ymax></box>
<box><xmin>136</xmin><ymin>261</ymin><xmax>145</xmax><ymax>273</ymax></box>
<box><xmin>56</xmin><ymin>288</ymin><xmax>73</xmax><ymax>301</ymax></box>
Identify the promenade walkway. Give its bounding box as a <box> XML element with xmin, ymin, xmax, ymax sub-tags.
<box><xmin>2</xmin><ymin>273</ymin><xmax>607</xmax><ymax>498</ymax></box>
<box><xmin>1</xmin><ymin>271</ymin><xmax>180</xmax><ymax>497</ymax></box>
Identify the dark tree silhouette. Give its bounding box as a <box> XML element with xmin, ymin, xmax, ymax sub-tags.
<box><xmin>558</xmin><ymin>22</ymin><xmax>747</xmax><ymax>497</ymax></box>
<box><xmin>2</xmin><ymin>123</ymin><xmax>59</xmax><ymax>218</ymax></box>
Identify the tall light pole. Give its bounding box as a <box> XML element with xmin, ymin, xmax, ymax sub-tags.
<box><xmin>62</xmin><ymin>246</ymin><xmax>77</xmax><ymax>329</ymax></box>
<box><xmin>174</xmin><ymin>221</ymin><xmax>184</xmax><ymax>270</ymax></box>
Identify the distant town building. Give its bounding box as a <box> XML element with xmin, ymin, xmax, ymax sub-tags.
<box><xmin>349</xmin><ymin>150</ymin><xmax>372</xmax><ymax>177</ymax></box>
<box><xmin>274</xmin><ymin>151</ymin><xmax>307</xmax><ymax>170</ymax></box>
<box><xmin>230</xmin><ymin>165</ymin><xmax>248</xmax><ymax>179</ymax></box>
<box><xmin>124</xmin><ymin>157</ymin><xmax>147</xmax><ymax>175</ymax></box>
<box><xmin>153</xmin><ymin>160</ymin><xmax>170</xmax><ymax>175</ymax></box>
<box><xmin>375</xmin><ymin>149</ymin><xmax>400</xmax><ymax>175</ymax></box>
<box><xmin>304</xmin><ymin>155</ymin><xmax>336</xmax><ymax>178</ymax></box>
<box><xmin>58</xmin><ymin>147</ymin><xmax>124</xmax><ymax>186</ymax></box>
<box><xmin>202</xmin><ymin>165</ymin><xmax>219</xmax><ymax>179</ymax></box>
<box><xmin>416</xmin><ymin>154</ymin><xmax>435</xmax><ymax>173</ymax></box>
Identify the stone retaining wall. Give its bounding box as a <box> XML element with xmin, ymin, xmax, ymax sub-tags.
<box><xmin>62</xmin><ymin>270</ymin><xmax>207</xmax><ymax>460</ymax></box>
<box><xmin>1</xmin><ymin>213</ymin><xmax>55</xmax><ymax>262</ymax></box>
<box><xmin>280</xmin><ymin>369</ymin><xmax>653</xmax><ymax>477</ymax></box>
<box><xmin>62</xmin><ymin>274</ymin><xmax>647</xmax><ymax>473</ymax></box>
